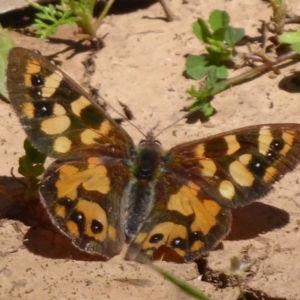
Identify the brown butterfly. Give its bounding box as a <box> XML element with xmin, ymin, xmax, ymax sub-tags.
<box><xmin>6</xmin><ymin>47</ymin><xmax>300</xmax><ymax>262</ymax></box>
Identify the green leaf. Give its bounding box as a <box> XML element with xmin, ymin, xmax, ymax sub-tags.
<box><xmin>24</xmin><ymin>139</ymin><xmax>46</xmax><ymax>164</ymax></box>
<box><xmin>216</xmin><ymin>64</ymin><xmax>228</xmax><ymax>79</ymax></box>
<box><xmin>279</xmin><ymin>31</ymin><xmax>300</xmax><ymax>44</ymax></box>
<box><xmin>186</xmin><ymin>55</ymin><xmax>212</xmax><ymax>79</ymax></box>
<box><xmin>193</xmin><ymin>19</ymin><xmax>212</xmax><ymax>43</ymax></box>
<box><xmin>224</xmin><ymin>27</ymin><xmax>244</xmax><ymax>46</ymax></box>
<box><xmin>209</xmin><ymin>10</ymin><xmax>230</xmax><ymax>31</ymax></box>
<box><xmin>206</xmin><ymin>37</ymin><xmax>225</xmax><ymax>49</ymax></box>
<box><xmin>291</xmin><ymin>42</ymin><xmax>300</xmax><ymax>53</ymax></box>
<box><xmin>206</xmin><ymin>66</ymin><xmax>218</xmax><ymax>87</ymax></box>
<box><xmin>30</xmin><ymin>165</ymin><xmax>45</xmax><ymax>177</ymax></box>
<box><xmin>212</xmin><ymin>27</ymin><xmax>226</xmax><ymax>42</ymax></box>
<box><xmin>201</xmin><ymin>103</ymin><xmax>214</xmax><ymax>116</ymax></box>
<box><xmin>211</xmin><ymin>80</ymin><xmax>227</xmax><ymax>94</ymax></box>
<box><xmin>82</xmin><ymin>0</ymin><xmax>96</xmax><ymax>15</ymax></box>
<box><xmin>0</xmin><ymin>25</ymin><xmax>15</xmax><ymax>102</ymax></box>
<box><xmin>19</xmin><ymin>139</ymin><xmax>46</xmax><ymax>178</ymax></box>
<box><xmin>186</xmin><ymin>85</ymin><xmax>202</xmax><ymax>98</ymax></box>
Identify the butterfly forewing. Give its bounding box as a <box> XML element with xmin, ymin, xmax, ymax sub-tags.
<box><xmin>164</xmin><ymin>124</ymin><xmax>300</xmax><ymax>208</ymax></box>
<box><xmin>6</xmin><ymin>47</ymin><xmax>134</xmax><ymax>160</ymax></box>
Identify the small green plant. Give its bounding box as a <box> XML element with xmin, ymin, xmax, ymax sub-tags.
<box><xmin>186</xmin><ymin>1</ymin><xmax>300</xmax><ymax>118</ymax></box>
<box><xmin>186</xmin><ymin>10</ymin><xmax>244</xmax><ymax>80</ymax></box>
<box><xmin>185</xmin><ymin>10</ymin><xmax>244</xmax><ymax>116</ymax></box>
<box><xmin>18</xmin><ymin>139</ymin><xmax>46</xmax><ymax>196</ymax></box>
<box><xmin>28</xmin><ymin>0</ymin><xmax>114</xmax><ymax>47</ymax></box>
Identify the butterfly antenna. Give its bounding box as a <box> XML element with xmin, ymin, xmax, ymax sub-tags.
<box><xmin>154</xmin><ymin>108</ymin><xmax>199</xmax><ymax>139</ymax></box>
<box><xmin>99</xmin><ymin>94</ymin><xmax>147</xmax><ymax>138</ymax></box>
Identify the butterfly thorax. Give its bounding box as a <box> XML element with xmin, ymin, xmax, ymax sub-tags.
<box><xmin>124</xmin><ymin>132</ymin><xmax>163</xmax><ymax>242</ymax></box>
<box><xmin>132</xmin><ymin>131</ymin><xmax>163</xmax><ymax>181</ymax></box>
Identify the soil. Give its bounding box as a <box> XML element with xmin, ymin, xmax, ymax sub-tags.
<box><xmin>1</xmin><ymin>1</ymin><xmax>300</xmax><ymax>299</ymax></box>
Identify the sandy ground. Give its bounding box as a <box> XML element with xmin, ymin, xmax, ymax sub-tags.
<box><xmin>1</xmin><ymin>0</ymin><xmax>300</xmax><ymax>299</ymax></box>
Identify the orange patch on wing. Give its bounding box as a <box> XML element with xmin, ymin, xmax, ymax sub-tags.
<box><xmin>201</xmin><ymin>159</ymin><xmax>216</xmax><ymax>177</ymax></box>
<box><xmin>134</xmin><ymin>232</ymin><xmax>148</xmax><ymax>245</ymax></box>
<box><xmin>53</xmin><ymin>103</ymin><xmax>66</xmax><ymax>116</ymax></box>
<box><xmin>97</xmin><ymin>119</ymin><xmax>111</xmax><ymax>136</ymax></box>
<box><xmin>55</xmin><ymin>204</ymin><xmax>66</xmax><ymax>218</ymax></box>
<box><xmin>56</xmin><ymin>163</ymin><xmax>110</xmax><ymax>199</ymax></box>
<box><xmin>167</xmin><ymin>185</ymin><xmax>197</xmax><ymax>216</ymax></box>
<box><xmin>108</xmin><ymin>225</ymin><xmax>117</xmax><ymax>241</ymax></box>
<box><xmin>229</xmin><ymin>160</ymin><xmax>254</xmax><ymax>187</ymax></box>
<box><xmin>168</xmin><ymin>185</ymin><xmax>219</xmax><ymax>235</ymax></box>
<box><xmin>203</xmin><ymin>199</ymin><xmax>221</xmax><ymax>217</ymax></box>
<box><xmin>88</xmin><ymin>157</ymin><xmax>103</xmax><ymax>165</ymax></box>
<box><xmin>53</xmin><ymin>136</ymin><xmax>72</xmax><ymax>153</ymax></box>
<box><xmin>190</xmin><ymin>240</ymin><xmax>204</xmax><ymax>252</ymax></box>
<box><xmin>81</xmin><ymin>129</ymin><xmax>100</xmax><ymax>145</ymax></box>
<box><xmin>280</xmin><ymin>130</ymin><xmax>294</xmax><ymax>156</ymax></box>
<box><xmin>263</xmin><ymin>166</ymin><xmax>277</xmax><ymax>183</ymax></box>
<box><xmin>66</xmin><ymin>220</ymin><xmax>79</xmax><ymax>237</ymax></box>
<box><xmin>24</xmin><ymin>74</ymin><xmax>32</xmax><ymax>87</ymax></box>
<box><xmin>26</xmin><ymin>60</ymin><xmax>41</xmax><ymax>74</ymax></box>
<box><xmin>258</xmin><ymin>128</ymin><xmax>273</xmax><ymax>155</ymax></box>
<box><xmin>41</xmin><ymin>115</ymin><xmax>71</xmax><ymax>135</ymax></box>
<box><xmin>219</xmin><ymin>180</ymin><xmax>235</xmax><ymax>200</ymax></box>
<box><xmin>22</xmin><ymin>102</ymin><xmax>34</xmax><ymax>119</ymax></box>
<box><xmin>194</xmin><ymin>144</ymin><xmax>205</xmax><ymax>158</ymax></box>
<box><xmin>224</xmin><ymin>135</ymin><xmax>240</xmax><ymax>155</ymax></box>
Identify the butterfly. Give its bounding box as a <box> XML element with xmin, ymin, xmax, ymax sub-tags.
<box><xmin>6</xmin><ymin>47</ymin><xmax>300</xmax><ymax>262</ymax></box>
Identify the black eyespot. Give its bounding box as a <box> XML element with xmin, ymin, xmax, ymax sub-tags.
<box><xmin>91</xmin><ymin>220</ymin><xmax>103</xmax><ymax>234</ymax></box>
<box><xmin>29</xmin><ymin>88</ymin><xmax>43</xmax><ymax>99</ymax></box>
<box><xmin>270</xmin><ymin>138</ymin><xmax>284</xmax><ymax>151</ymax></box>
<box><xmin>31</xmin><ymin>74</ymin><xmax>44</xmax><ymax>86</ymax></box>
<box><xmin>248</xmin><ymin>158</ymin><xmax>269</xmax><ymax>177</ymax></box>
<box><xmin>34</xmin><ymin>102</ymin><xmax>55</xmax><ymax>118</ymax></box>
<box><xmin>70</xmin><ymin>211</ymin><xmax>85</xmax><ymax>226</ymax></box>
<box><xmin>149</xmin><ymin>233</ymin><xmax>164</xmax><ymax>244</ymax></box>
<box><xmin>171</xmin><ymin>238</ymin><xmax>186</xmax><ymax>249</ymax></box>
<box><xmin>266</xmin><ymin>150</ymin><xmax>278</xmax><ymax>163</ymax></box>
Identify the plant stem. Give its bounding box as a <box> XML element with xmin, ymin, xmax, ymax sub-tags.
<box><xmin>94</xmin><ymin>0</ymin><xmax>114</xmax><ymax>30</ymax></box>
<box><xmin>158</xmin><ymin>0</ymin><xmax>179</xmax><ymax>21</ymax></box>
<box><xmin>235</xmin><ymin>275</ymin><xmax>247</xmax><ymax>300</ymax></box>
<box><xmin>224</xmin><ymin>50</ymin><xmax>298</xmax><ymax>88</ymax></box>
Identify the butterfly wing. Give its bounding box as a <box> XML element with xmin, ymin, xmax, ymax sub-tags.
<box><xmin>40</xmin><ymin>156</ymin><xmax>130</xmax><ymax>259</ymax></box>
<box><xmin>125</xmin><ymin>173</ymin><xmax>231</xmax><ymax>262</ymax></box>
<box><xmin>126</xmin><ymin>124</ymin><xmax>300</xmax><ymax>262</ymax></box>
<box><xmin>6</xmin><ymin>47</ymin><xmax>135</xmax><ymax>259</ymax></box>
<box><xmin>6</xmin><ymin>47</ymin><xmax>134</xmax><ymax>159</ymax></box>
<box><xmin>165</xmin><ymin>123</ymin><xmax>300</xmax><ymax>208</ymax></box>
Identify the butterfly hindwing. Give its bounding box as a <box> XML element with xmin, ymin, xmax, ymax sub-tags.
<box><xmin>40</xmin><ymin>156</ymin><xmax>130</xmax><ymax>259</ymax></box>
<box><xmin>126</xmin><ymin>174</ymin><xmax>232</xmax><ymax>262</ymax></box>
